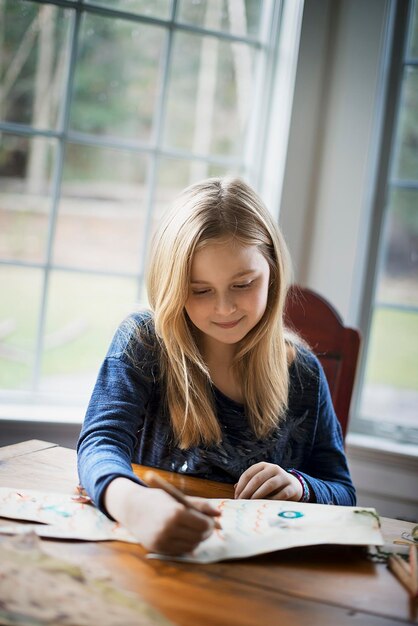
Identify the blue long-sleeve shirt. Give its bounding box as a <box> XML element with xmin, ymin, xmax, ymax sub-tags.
<box><xmin>77</xmin><ymin>312</ymin><xmax>356</xmax><ymax>513</ymax></box>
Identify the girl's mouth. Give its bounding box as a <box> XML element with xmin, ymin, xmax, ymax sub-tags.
<box><xmin>213</xmin><ymin>318</ymin><xmax>242</xmax><ymax>329</ymax></box>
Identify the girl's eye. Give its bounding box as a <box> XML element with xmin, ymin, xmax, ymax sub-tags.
<box><xmin>233</xmin><ymin>281</ymin><xmax>253</xmax><ymax>290</ymax></box>
<box><xmin>192</xmin><ymin>289</ymin><xmax>211</xmax><ymax>296</ymax></box>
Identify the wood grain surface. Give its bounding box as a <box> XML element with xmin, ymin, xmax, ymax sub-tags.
<box><xmin>0</xmin><ymin>440</ymin><xmax>416</xmax><ymax>625</ymax></box>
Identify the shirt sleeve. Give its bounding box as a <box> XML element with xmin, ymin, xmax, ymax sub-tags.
<box><xmin>77</xmin><ymin>315</ymin><xmax>155</xmax><ymax>516</ymax></box>
<box><xmin>295</xmin><ymin>358</ymin><xmax>357</xmax><ymax>506</ymax></box>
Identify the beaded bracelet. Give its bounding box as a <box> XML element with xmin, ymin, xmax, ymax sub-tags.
<box><xmin>288</xmin><ymin>469</ymin><xmax>311</xmax><ymax>502</ymax></box>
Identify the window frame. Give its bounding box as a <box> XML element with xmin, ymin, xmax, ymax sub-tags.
<box><xmin>351</xmin><ymin>0</ymin><xmax>418</xmax><ymax>445</ymax></box>
<box><xmin>0</xmin><ymin>0</ymin><xmax>304</xmax><ymax>422</ymax></box>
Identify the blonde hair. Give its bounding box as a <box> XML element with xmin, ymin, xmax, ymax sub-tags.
<box><xmin>147</xmin><ymin>177</ymin><xmax>293</xmax><ymax>449</ymax></box>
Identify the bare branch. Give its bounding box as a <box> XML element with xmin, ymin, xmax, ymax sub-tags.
<box><xmin>227</xmin><ymin>0</ymin><xmax>252</xmax><ymax>129</ymax></box>
<box><xmin>1</xmin><ymin>14</ymin><xmax>39</xmax><ymax>105</ymax></box>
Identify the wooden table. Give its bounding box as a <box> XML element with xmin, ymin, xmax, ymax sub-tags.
<box><xmin>0</xmin><ymin>439</ymin><xmax>417</xmax><ymax>625</ymax></box>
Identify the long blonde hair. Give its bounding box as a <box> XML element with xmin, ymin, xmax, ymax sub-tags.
<box><xmin>147</xmin><ymin>177</ymin><xmax>293</xmax><ymax>449</ymax></box>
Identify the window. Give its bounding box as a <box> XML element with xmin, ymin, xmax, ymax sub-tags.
<box><xmin>354</xmin><ymin>0</ymin><xmax>418</xmax><ymax>445</ymax></box>
<box><xmin>0</xmin><ymin>0</ymin><xmax>302</xmax><ymax>421</ymax></box>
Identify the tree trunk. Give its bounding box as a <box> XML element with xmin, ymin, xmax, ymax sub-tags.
<box><xmin>27</xmin><ymin>6</ymin><xmax>55</xmax><ymax>196</ymax></box>
<box><xmin>0</xmin><ymin>1</ymin><xmax>5</xmax><ymax>128</ymax></box>
<box><xmin>227</xmin><ymin>0</ymin><xmax>251</xmax><ymax>130</ymax></box>
<box><xmin>190</xmin><ymin>0</ymin><xmax>222</xmax><ymax>183</ymax></box>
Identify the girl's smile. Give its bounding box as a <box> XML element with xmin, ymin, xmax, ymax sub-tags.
<box><xmin>185</xmin><ymin>238</ymin><xmax>270</xmax><ymax>357</ymax></box>
<box><xmin>212</xmin><ymin>318</ymin><xmax>243</xmax><ymax>329</ymax></box>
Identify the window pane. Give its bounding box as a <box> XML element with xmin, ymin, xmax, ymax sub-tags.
<box><xmin>70</xmin><ymin>13</ymin><xmax>165</xmax><ymax>141</ymax></box>
<box><xmin>0</xmin><ymin>133</ymin><xmax>56</xmax><ymax>263</ymax></box>
<box><xmin>391</xmin><ymin>67</ymin><xmax>418</xmax><ymax>180</ymax></box>
<box><xmin>407</xmin><ymin>0</ymin><xmax>418</xmax><ymax>59</ymax></box>
<box><xmin>164</xmin><ymin>31</ymin><xmax>256</xmax><ymax>157</ymax></box>
<box><xmin>358</xmin><ymin>4</ymin><xmax>418</xmax><ymax>441</ymax></box>
<box><xmin>86</xmin><ymin>0</ymin><xmax>171</xmax><ymax>19</ymax></box>
<box><xmin>177</xmin><ymin>0</ymin><xmax>262</xmax><ymax>37</ymax></box>
<box><xmin>155</xmin><ymin>156</ymin><xmax>239</xmax><ymax>217</ymax></box>
<box><xmin>40</xmin><ymin>271</ymin><xmax>140</xmax><ymax>399</ymax></box>
<box><xmin>149</xmin><ymin>157</ymin><xmax>238</xmax><ymax>255</ymax></box>
<box><xmin>376</xmin><ymin>188</ymin><xmax>418</xmax><ymax>307</ymax></box>
<box><xmin>360</xmin><ymin>308</ymin><xmax>418</xmax><ymax>429</ymax></box>
<box><xmin>0</xmin><ymin>0</ymin><xmax>71</xmax><ymax>129</ymax></box>
<box><xmin>0</xmin><ymin>266</ymin><xmax>43</xmax><ymax>391</ymax></box>
<box><xmin>53</xmin><ymin>144</ymin><xmax>149</xmax><ymax>273</ymax></box>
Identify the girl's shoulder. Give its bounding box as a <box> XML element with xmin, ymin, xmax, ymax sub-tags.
<box><xmin>289</xmin><ymin>344</ymin><xmax>324</xmax><ymax>388</ymax></box>
<box><xmin>106</xmin><ymin>310</ymin><xmax>158</xmax><ymax>363</ymax></box>
<box><xmin>287</xmin><ymin>345</ymin><xmax>326</xmax><ymax>416</ymax></box>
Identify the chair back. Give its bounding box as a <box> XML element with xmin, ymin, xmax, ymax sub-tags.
<box><xmin>284</xmin><ymin>285</ymin><xmax>360</xmax><ymax>438</ymax></box>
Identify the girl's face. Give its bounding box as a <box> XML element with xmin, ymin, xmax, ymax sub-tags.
<box><xmin>185</xmin><ymin>238</ymin><xmax>270</xmax><ymax>354</ymax></box>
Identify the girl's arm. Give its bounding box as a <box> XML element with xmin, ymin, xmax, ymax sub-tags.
<box><xmin>104</xmin><ymin>477</ymin><xmax>220</xmax><ymax>555</ymax></box>
<box><xmin>77</xmin><ymin>314</ymin><xmax>158</xmax><ymax>515</ymax></box>
<box><xmin>77</xmin><ymin>354</ymin><xmax>149</xmax><ymax>514</ymax></box>
<box><xmin>235</xmin><ymin>354</ymin><xmax>356</xmax><ymax>506</ymax></box>
<box><xmin>293</xmin><ymin>359</ymin><xmax>356</xmax><ymax>506</ymax></box>
<box><xmin>77</xmin><ymin>315</ymin><xmax>221</xmax><ymax>554</ymax></box>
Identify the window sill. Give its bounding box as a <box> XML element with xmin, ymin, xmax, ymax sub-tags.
<box><xmin>0</xmin><ymin>403</ymin><xmax>85</xmax><ymax>424</ymax></box>
<box><xmin>346</xmin><ymin>432</ymin><xmax>418</xmax><ymax>465</ymax></box>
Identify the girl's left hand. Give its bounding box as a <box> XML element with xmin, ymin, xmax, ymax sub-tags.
<box><xmin>234</xmin><ymin>462</ymin><xmax>303</xmax><ymax>501</ymax></box>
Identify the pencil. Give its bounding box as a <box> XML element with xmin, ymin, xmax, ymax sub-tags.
<box><xmin>143</xmin><ymin>470</ymin><xmax>222</xmax><ymax>530</ymax></box>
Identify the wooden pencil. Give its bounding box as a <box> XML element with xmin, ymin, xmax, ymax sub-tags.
<box><xmin>144</xmin><ymin>470</ymin><xmax>222</xmax><ymax>530</ymax></box>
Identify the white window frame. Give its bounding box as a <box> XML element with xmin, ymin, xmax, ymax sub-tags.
<box><xmin>350</xmin><ymin>0</ymin><xmax>418</xmax><ymax>446</ymax></box>
<box><xmin>0</xmin><ymin>0</ymin><xmax>304</xmax><ymax>424</ymax></box>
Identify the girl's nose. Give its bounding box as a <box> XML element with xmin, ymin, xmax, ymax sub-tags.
<box><xmin>214</xmin><ymin>294</ymin><xmax>237</xmax><ymax>315</ymax></box>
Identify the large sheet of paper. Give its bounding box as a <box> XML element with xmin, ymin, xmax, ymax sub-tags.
<box><xmin>149</xmin><ymin>499</ymin><xmax>384</xmax><ymax>563</ymax></box>
<box><xmin>0</xmin><ymin>532</ymin><xmax>173</xmax><ymax>626</ymax></box>
<box><xmin>0</xmin><ymin>487</ymin><xmax>384</xmax><ymax>564</ymax></box>
<box><xmin>0</xmin><ymin>487</ymin><xmax>139</xmax><ymax>542</ymax></box>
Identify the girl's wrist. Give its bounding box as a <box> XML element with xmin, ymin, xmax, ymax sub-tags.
<box><xmin>288</xmin><ymin>469</ymin><xmax>311</xmax><ymax>502</ymax></box>
<box><xmin>104</xmin><ymin>477</ymin><xmax>146</xmax><ymax>524</ymax></box>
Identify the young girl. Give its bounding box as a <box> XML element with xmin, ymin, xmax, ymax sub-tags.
<box><xmin>77</xmin><ymin>177</ymin><xmax>355</xmax><ymax>556</ymax></box>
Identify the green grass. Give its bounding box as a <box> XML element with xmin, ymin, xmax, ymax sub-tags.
<box><xmin>364</xmin><ymin>308</ymin><xmax>418</xmax><ymax>390</ymax></box>
<box><xmin>1</xmin><ymin>271</ymin><xmax>417</xmax><ymax>393</ymax></box>
<box><xmin>0</xmin><ymin>268</ymin><xmax>144</xmax><ymax>390</ymax></box>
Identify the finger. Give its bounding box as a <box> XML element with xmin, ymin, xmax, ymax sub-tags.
<box><xmin>268</xmin><ymin>484</ymin><xmax>295</xmax><ymax>501</ymax></box>
<box><xmin>179</xmin><ymin>508</ymin><xmax>217</xmax><ymax>534</ymax></box>
<box><xmin>154</xmin><ymin>520</ymin><xmax>212</xmax><ymax>554</ymax></box>
<box><xmin>175</xmin><ymin>519</ymin><xmax>215</xmax><ymax>544</ymax></box>
<box><xmin>237</xmin><ymin>467</ymin><xmax>279</xmax><ymax>499</ymax></box>
<box><xmin>235</xmin><ymin>463</ymin><xmax>267</xmax><ymax>498</ymax></box>
<box><xmin>166</xmin><ymin>524</ymin><xmax>207</xmax><ymax>543</ymax></box>
<box><xmin>249</xmin><ymin>476</ymin><xmax>286</xmax><ymax>500</ymax></box>
<box><xmin>193</xmin><ymin>502</ymin><xmax>222</xmax><ymax>529</ymax></box>
<box><xmin>159</xmin><ymin>521</ymin><xmax>214</xmax><ymax>555</ymax></box>
<box><xmin>188</xmin><ymin>498</ymin><xmax>222</xmax><ymax>518</ymax></box>
<box><xmin>156</xmin><ymin>539</ymin><xmax>198</xmax><ymax>556</ymax></box>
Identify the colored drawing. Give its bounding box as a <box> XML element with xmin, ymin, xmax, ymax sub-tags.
<box><xmin>0</xmin><ymin>488</ymin><xmax>384</xmax><ymax>564</ymax></box>
<box><xmin>0</xmin><ymin>487</ymin><xmax>139</xmax><ymax>543</ymax></box>
<box><xmin>0</xmin><ymin>532</ymin><xmax>173</xmax><ymax>626</ymax></box>
<box><xmin>278</xmin><ymin>510</ymin><xmax>304</xmax><ymax>519</ymax></box>
<box><xmin>149</xmin><ymin>498</ymin><xmax>384</xmax><ymax>564</ymax></box>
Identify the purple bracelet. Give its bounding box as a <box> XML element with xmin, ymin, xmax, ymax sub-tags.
<box><xmin>288</xmin><ymin>469</ymin><xmax>311</xmax><ymax>502</ymax></box>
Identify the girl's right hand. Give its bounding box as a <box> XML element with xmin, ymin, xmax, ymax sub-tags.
<box><xmin>105</xmin><ymin>477</ymin><xmax>219</xmax><ymax>555</ymax></box>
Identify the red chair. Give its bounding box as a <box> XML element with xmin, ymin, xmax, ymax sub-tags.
<box><xmin>284</xmin><ymin>285</ymin><xmax>361</xmax><ymax>438</ymax></box>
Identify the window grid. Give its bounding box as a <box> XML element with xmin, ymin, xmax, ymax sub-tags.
<box><xmin>376</xmin><ymin>4</ymin><xmax>418</xmax><ymax>316</ymax></box>
<box><xmin>0</xmin><ymin>0</ymin><xmax>281</xmax><ymax>405</ymax></box>
<box><xmin>353</xmin><ymin>0</ymin><xmax>418</xmax><ymax>444</ymax></box>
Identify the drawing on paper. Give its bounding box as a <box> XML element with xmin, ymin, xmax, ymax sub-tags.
<box><xmin>0</xmin><ymin>532</ymin><xmax>174</xmax><ymax>626</ymax></box>
<box><xmin>0</xmin><ymin>487</ymin><xmax>384</xmax><ymax>564</ymax></box>
<box><xmin>149</xmin><ymin>498</ymin><xmax>384</xmax><ymax>564</ymax></box>
<box><xmin>0</xmin><ymin>487</ymin><xmax>139</xmax><ymax>543</ymax></box>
